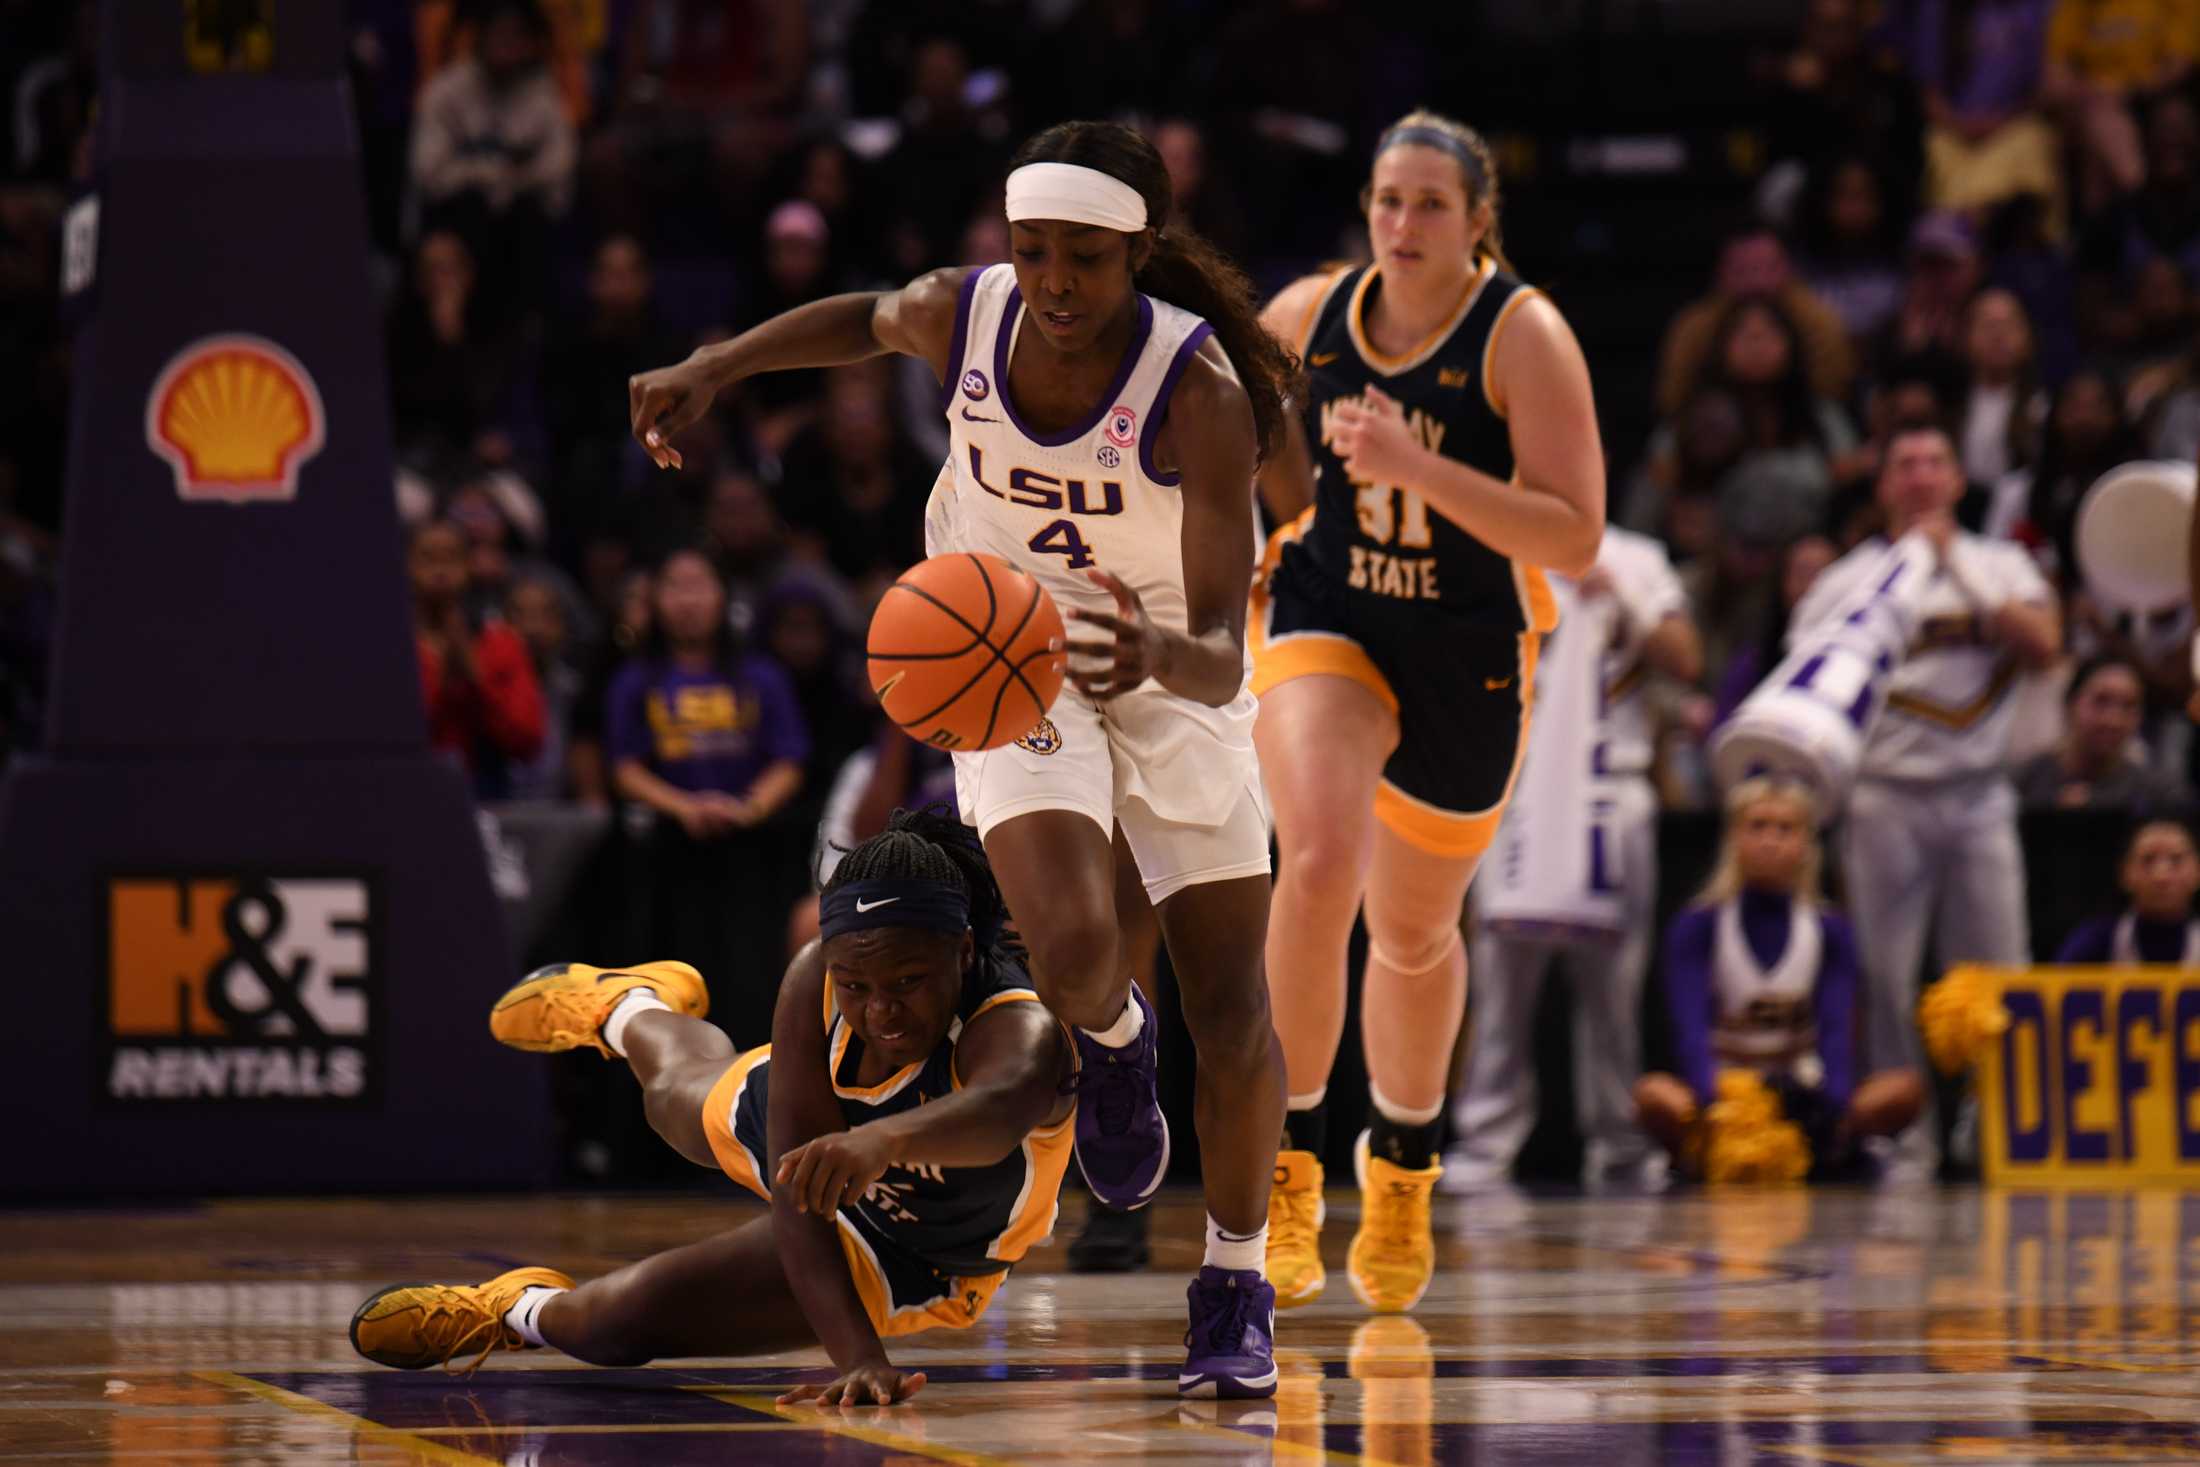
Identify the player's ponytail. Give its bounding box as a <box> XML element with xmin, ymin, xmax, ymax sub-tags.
<box><xmin>1007</xmin><ymin>122</ymin><xmax>1303</xmax><ymax>465</ymax></box>
<box><xmin>820</xmin><ymin>806</ymin><xmax>1026</xmax><ymax>972</ymax></box>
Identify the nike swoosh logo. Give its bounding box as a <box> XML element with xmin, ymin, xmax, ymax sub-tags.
<box><xmin>854</xmin><ymin>896</ymin><xmax>900</xmax><ymax>913</ymax></box>
<box><xmin>1309</xmin><ymin>352</ymin><xmax>1338</xmax><ymax>366</ymax></box>
<box><xmin>961</xmin><ymin>408</ymin><xmax>997</xmax><ymax>423</ymax></box>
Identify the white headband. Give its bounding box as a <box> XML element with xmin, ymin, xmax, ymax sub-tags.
<box><xmin>1004</xmin><ymin>162</ymin><xmax>1149</xmax><ymax>233</ymax></box>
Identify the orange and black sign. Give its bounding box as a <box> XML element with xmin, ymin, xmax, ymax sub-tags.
<box><xmin>100</xmin><ymin>875</ymin><xmax>379</xmax><ymax>1105</ymax></box>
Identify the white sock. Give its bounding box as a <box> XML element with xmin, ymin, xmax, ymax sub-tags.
<box><xmin>1369</xmin><ymin>1082</ymin><xmax>1443</xmax><ymax>1127</ymax></box>
<box><xmin>602</xmin><ymin>989</ymin><xmax>671</xmax><ymax>1058</ymax></box>
<box><xmin>1080</xmin><ymin>993</ymin><xmax>1145</xmax><ymax>1049</ymax></box>
<box><xmin>1286</xmin><ymin>1086</ymin><xmax>1327</xmax><ymax>1111</ymax></box>
<box><xmin>503</xmin><ymin>1285</ymin><xmax>567</xmax><ymax>1348</ymax></box>
<box><xmin>1203</xmin><ymin>1215</ymin><xmax>1268</xmax><ymax>1274</ymax></box>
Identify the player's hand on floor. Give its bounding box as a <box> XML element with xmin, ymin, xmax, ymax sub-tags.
<box><xmin>779</xmin><ymin>1364</ymin><xmax>928</xmax><ymax>1407</ymax></box>
<box><xmin>1066</xmin><ymin>570</ymin><xmax>1163</xmax><ymax>699</ymax></box>
<box><xmin>775</xmin><ymin>1128</ymin><xmax>893</xmax><ymax>1215</ymax></box>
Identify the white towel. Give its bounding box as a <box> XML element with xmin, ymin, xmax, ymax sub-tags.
<box><xmin>1481</xmin><ymin>582</ymin><xmax>1630</xmax><ymax>938</ymax></box>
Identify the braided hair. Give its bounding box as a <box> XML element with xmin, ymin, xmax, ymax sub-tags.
<box><xmin>820</xmin><ymin>807</ymin><xmax>1025</xmax><ymax>973</ymax></box>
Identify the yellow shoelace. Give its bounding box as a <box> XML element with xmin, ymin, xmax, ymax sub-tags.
<box><xmin>399</xmin><ymin>1291</ymin><xmax>516</xmax><ymax>1376</ymax></box>
<box><xmin>1367</xmin><ymin>1182</ymin><xmax>1430</xmax><ymax>1255</ymax></box>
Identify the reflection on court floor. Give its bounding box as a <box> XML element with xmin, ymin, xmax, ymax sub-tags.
<box><xmin>6</xmin><ymin>1188</ymin><xmax>2199</xmax><ymax>1464</ymax></box>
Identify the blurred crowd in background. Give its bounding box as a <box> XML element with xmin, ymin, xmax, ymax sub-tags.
<box><xmin>3</xmin><ymin>0</ymin><xmax>2199</xmax><ymax>1178</ymax></box>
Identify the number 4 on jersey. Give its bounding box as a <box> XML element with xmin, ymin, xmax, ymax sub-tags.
<box><xmin>1028</xmin><ymin>519</ymin><xmax>1097</xmax><ymax>569</ymax></box>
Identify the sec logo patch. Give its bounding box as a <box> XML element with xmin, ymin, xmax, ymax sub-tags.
<box><xmin>1014</xmin><ymin>717</ymin><xmax>1063</xmax><ymax>756</ymax></box>
<box><xmin>1096</xmin><ymin>444</ymin><xmax>1121</xmax><ymax>468</ymax></box>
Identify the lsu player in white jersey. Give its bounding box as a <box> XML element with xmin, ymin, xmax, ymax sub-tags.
<box><xmin>629</xmin><ymin>120</ymin><xmax>1298</xmax><ymax>1398</ymax></box>
<box><xmin>1453</xmin><ymin>525</ymin><xmax>1701</xmax><ymax>1189</ymax></box>
<box><xmin>1785</xmin><ymin>424</ymin><xmax>2061</xmax><ymax>1177</ymax></box>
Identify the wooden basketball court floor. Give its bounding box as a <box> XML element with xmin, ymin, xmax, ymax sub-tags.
<box><xmin>6</xmin><ymin>1186</ymin><xmax>2198</xmax><ymax>1466</ymax></box>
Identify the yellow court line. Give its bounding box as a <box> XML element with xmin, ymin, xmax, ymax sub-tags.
<box><xmin>195</xmin><ymin>1369</ymin><xmax>500</xmax><ymax>1467</ymax></box>
<box><xmin>713</xmin><ymin>1391</ymin><xmax>1028</xmax><ymax>1467</ymax></box>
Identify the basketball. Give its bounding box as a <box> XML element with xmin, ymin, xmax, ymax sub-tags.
<box><xmin>867</xmin><ymin>552</ymin><xmax>1067</xmax><ymax>752</ymax></box>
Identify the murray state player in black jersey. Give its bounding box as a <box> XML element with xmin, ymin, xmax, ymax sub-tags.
<box><xmin>1250</xmin><ymin>110</ymin><xmax>1605</xmax><ymax>1313</ymax></box>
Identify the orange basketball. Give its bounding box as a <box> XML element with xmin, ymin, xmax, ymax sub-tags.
<box><xmin>867</xmin><ymin>553</ymin><xmax>1067</xmax><ymax>752</ymax></box>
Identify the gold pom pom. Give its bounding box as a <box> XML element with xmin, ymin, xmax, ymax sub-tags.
<box><xmin>1690</xmin><ymin>1069</ymin><xmax>1812</xmax><ymax>1186</ymax></box>
<box><xmin>1917</xmin><ymin>968</ymin><xmax>2010</xmax><ymax>1076</ymax></box>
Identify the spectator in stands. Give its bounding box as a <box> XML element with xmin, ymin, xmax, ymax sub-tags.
<box><xmin>408</xmin><ymin>0</ymin><xmax>574</xmax><ymax>322</ymax></box>
<box><xmin>1207</xmin><ymin>0</ymin><xmax>1383</xmax><ymax>258</ymax></box>
<box><xmin>739</xmin><ymin>200</ymin><xmax>843</xmax><ymax>456</ymax></box>
<box><xmin>2043</xmin><ymin>0</ymin><xmax>2192</xmax><ymax>211</ymax></box>
<box><xmin>2014</xmin><ymin>654</ymin><xmax>2188</xmax><ymax>809</ymax></box>
<box><xmin>568</xmin><ymin>566</ymin><xmax>651</xmax><ymax>812</ymax></box>
<box><xmin>1882</xmin><ymin>211</ymin><xmax>1989</xmax><ymax>361</ymax></box>
<box><xmin>877</xmin><ymin>35</ymin><xmax>1010</xmax><ymax>276</ymax></box>
<box><xmin>1152</xmin><ymin>117</ymin><xmax>1251</xmax><ymax>265</ymax></box>
<box><xmin>1894</xmin><ymin>0</ymin><xmax>2064</xmax><ymax>238</ymax></box>
<box><xmin>756</xmin><ymin>573</ymin><xmax>873</xmax><ymax>812</ymax></box>
<box><xmin>1795</xmin><ymin>156</ymin><xmax>1909</xmax><ymax>348</ymax></box>
<box><xmin>504</xmin><ymin>574</ymin><xmax>585</xmax><ymax>802</ymax></box>
<box><xmin>2055</xmin><ymin>817</ymin><xmax>2200</xmax><ymax>960</ymax></box>
<box><xmin>409</xmin><ymin>517</ymin><xmax>546</xmax><ymax>799</ymax></box>
<box><xmin>1984</xmin><ymin>367</ymin><xmax>2137</xmax><ymax>579</ymax></box>
<box><xmin>386</xmin><ymin>231</ymin><xmax>520</xmax><ymax>467</ymax></box>
<box><xmin>1955</xmin><ymin>288</ymin><xmax>2042</xmax><ymax>487</ymax></box>
<box><xmin>775</xmin><ymin>362</ymin><xmax>933</xmax><ymax>601</ymax></box>
<box><xmin>543</xmin><ymin>234</ymin><xmax>689</xmax><ymax>524</ymax></box>
<box><xmin>703</xmin><ymin>470</ymin><xmax>800</xmax><ymax>636</ymax></box>
<box><xmin>1657</xmin><ymin>224</ymin><xmax>1856</xmax><ymax>417</ymax></box>
<box><xmin>1801</xmin><ymin>424</ymin><xmax>2062</xmax><ymax>1177</ymax></box>
<box><xmin>1761</xmin><ymin>0</ymin><xmax>1924</xmax><ymax>201</ymax></box>
<box><xmin>607</xmin><ymin>548</ymin><xmax>808</xmax><ymax>1037</ymax></box>
<box><xmin>2087</xmin><ymin>93</ymin><xmax>2200</xmax><ymax>285</ymax></box>
<box><xmin>1677</xmin><ymin>294</ymin><xmax>1860</xmax><ymax>548</ymax></box>
<box><xmin>1635</xmin><ymin>777</ymin><xmax>1923</xmax><ymax>1182</ymax></box>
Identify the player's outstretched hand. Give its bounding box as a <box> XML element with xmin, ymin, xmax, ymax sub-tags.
<box><xmin>627</xmin><ymin>358</ymin><xmax>720</xmax><ymax>471</ymax></box>
<box><xmin>779</xmin><ymin>1364</ymin><xmax>928</xmax><ymax>1407</ymax></box>
<box><xmin>775</xmin><ymin>1127</ymin><xmax>894</xmax><ymax>1215</ymax></box>
<box><xmin>1065</xmin><ymin>570</ymin><xmax>1164</xmax><ymax>700</ymax></box>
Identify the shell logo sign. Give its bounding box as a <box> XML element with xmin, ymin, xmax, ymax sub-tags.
<box><xmin>145</xmin><ymin>334</ymin><xmax>325</xmax><ymax>503</ymax></box>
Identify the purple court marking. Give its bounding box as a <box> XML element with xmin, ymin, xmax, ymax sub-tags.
<box><xmin>1289</xmin><ymin>1418</ymin><xmax>2200</xmax><ymax>1467</ymax></box>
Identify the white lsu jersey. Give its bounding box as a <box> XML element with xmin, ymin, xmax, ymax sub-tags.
<box><xmin>927</xmin><ymin>263</ymin><xmax>1259</xmax><ymax>833</ymax></box>
<box><xmin>1789</xmin><ymin>531</ymin><xmax>2051</xmax><ymax>782</ymax></box>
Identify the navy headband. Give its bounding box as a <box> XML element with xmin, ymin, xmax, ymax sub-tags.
<box><xmin>819</xmin><ymin>878</ymin><xmax>970</xmax><ymax>942</ymax></box>
<box><xmin>1376</xmin><ymin>124</ymin><xmax>1488</xmax><ymax>196</ymax></box>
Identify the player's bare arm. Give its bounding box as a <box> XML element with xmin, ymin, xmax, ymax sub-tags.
<box><xmin>627</xmin><ymin>268</ymin><xmax>971</xmax><ymax>470</ymax></box>
<box><xmin>1326</xmin><ymin>293</ymin><xmax>1604</xmax><ymax>577</ymax></box>
<box><xmin>763</xmin><ymin>949</ymin><xmax>919</xmax><ymax>1406</ymax></box>
<box><xmin>776</xmin><ymin>1001</ymin><xmax>1071</xmax><ymax>1211</ymax></box>
<box><xmin>1065</xmin><ymin>345</ymin><xmax>1260</xmax><ymax>708</ymax></box>
<box><xmin>1250</xmin><ymin>273</ymin><xmax>1336</xmax><ymax>523</ymax></box>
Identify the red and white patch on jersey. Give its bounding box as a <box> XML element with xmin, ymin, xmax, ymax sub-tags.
<box><xmin>1103</xmin><ymin>405</ymin><xmax>1136</xmax><ymax>447</ymax></box>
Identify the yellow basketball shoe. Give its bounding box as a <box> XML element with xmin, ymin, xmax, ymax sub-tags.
<box><xmin>1266</xmin><ymin>1149</ymin><xmax>1327</xmax><ymax>1308</ymax></box>
<box><xmin>1347</xmin><ymin>1130</ymin><xmax>1441</xmax><ymax>1313</ymax></box>
<box><xmin>349</xmin><ymin>1266</ymin><xmax>575</xmax><ymax>1372</ymax></box>
<box><xmin>488</xmin><ymin>961</ymin><xmax>708</xmax><ymax>1056</ymax></box>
